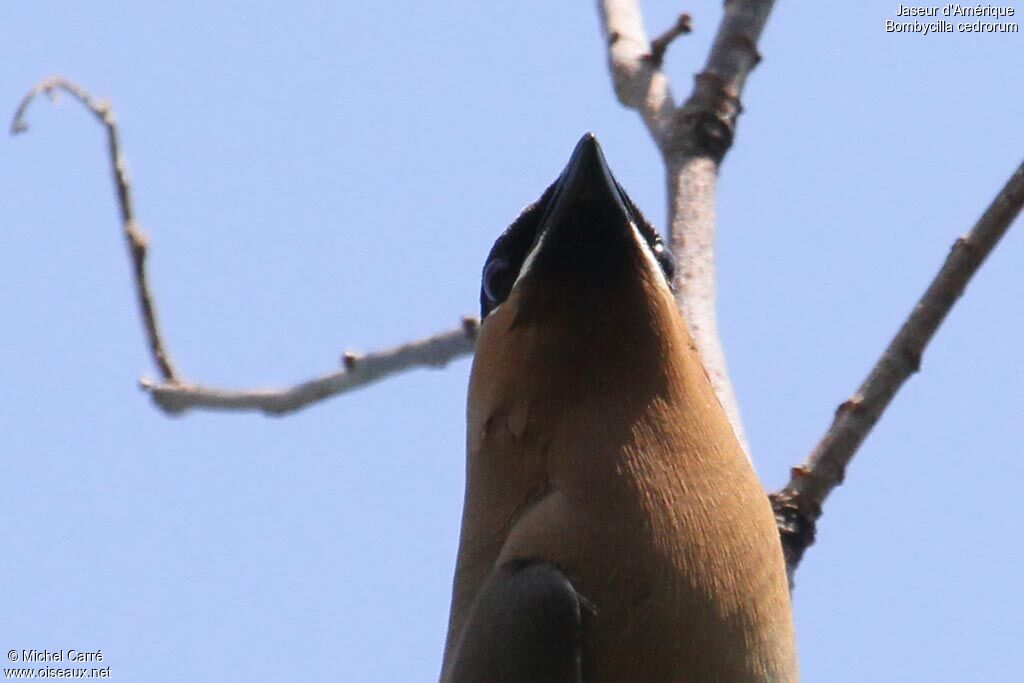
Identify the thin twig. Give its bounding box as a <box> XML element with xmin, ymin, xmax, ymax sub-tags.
<box><xmin>771</xmin><ymin>159</ymin><xmax>1024</xmax><ymax>578</ymax></box>
<box><xmin>143</xmin><ymin>319</ymin><xmax>478</xmax><ymax>415</ymax></box>
<box><xmin>12</xmin><ymin>76</ymin><xmax>178</xmax><ymax>381</ymax></box>
<box><xmin>12</xmin><ymin>75</ymin><xmax>479</xmax><ymax>417</ymax></box>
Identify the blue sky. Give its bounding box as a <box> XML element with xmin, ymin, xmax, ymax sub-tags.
<box><xmin>3</xmin><ymin>2</ymin><xmax>1023</xmax><ymax>681</ymax></box>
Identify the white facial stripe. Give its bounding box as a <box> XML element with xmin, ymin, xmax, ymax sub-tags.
<box><xmin>630</xmin><ymin>222</ymin><xmax>674</xmax><ymax>294</ymax></box>
<box><xmin>510</xmin><ymin>225</ymin><xmax>550</xmax><ymax>292</ymax></box>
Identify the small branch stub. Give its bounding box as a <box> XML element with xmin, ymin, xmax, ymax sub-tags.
<box><xmin>668</xmin><ymin>1</ymin><xmax>774</xmax><ymax>162</ymax></box>
<box><xmin>645</xmin><ymin>13</ymin><xmax>693</xmax><ymax>67</ymax></box>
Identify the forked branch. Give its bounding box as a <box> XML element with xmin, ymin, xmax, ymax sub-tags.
<box><xmin>598</xmin><ymin>0</ymin><xmax>777</xmax><ymax>454</ymax></box>
<box><xmin>598</xmin><ymin>1</ymin><xmax>1023</xmax><ymax>578</ymax></box>
<box><xmin>12</xmin><ymin>76</ymin><xmax>477</xmax><ymax>416</ymax></box>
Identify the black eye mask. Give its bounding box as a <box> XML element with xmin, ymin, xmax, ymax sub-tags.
<box><xmin>479</xmin><ymin>172</ymin><xmax>674</xmax><ymax>319</ymax></box>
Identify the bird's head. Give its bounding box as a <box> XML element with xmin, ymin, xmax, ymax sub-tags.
<box><xmin>478</xmin><ymin>133</ymin><xmax>677</xmax><ymax>350</ymax></box>
<box><xmin>466</xmin><ymin>131</ymin><xmax>705</xmax><ymax>453</ymax></box>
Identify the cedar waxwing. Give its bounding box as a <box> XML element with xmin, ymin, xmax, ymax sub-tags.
<box><xmin>440</xmin><ymin>134</ymin><xmax>797</xmax><ymax>682</ymax></box>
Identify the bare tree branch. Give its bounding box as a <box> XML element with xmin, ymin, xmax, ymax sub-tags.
<box><xmin>17</xmin><ymin>14</ymin><xmax>1021</xmax><ymax>587</ymax></box>
<box><xmin>771</xmin><ymin>159</ymin><xmax>1024</xmax><ymax>577</ymax></box>
<box><xmin>599</xmin><ymin>0</ymin><xmax>777</xmax><ymax>454</ymax></box>
<box><xmin>13</xmin><ymin>76</ymin><xmax>179</xmax><ymax>381</ymax></box>
<box><xmin>11</xmin><ymin>76</ymin><xmax>477</xmax><ymax>416</ymax></box>
<box><xmin>666</xmin><ymin>0</ymin><xmax>776</xmax><ymax>459</ymax></box>
<box><xmin>143</xmin><ymin>320</ymin><xmax>477</xmax><ymax>415</ymax></box>
<box><xmin>598</xmin><ymin>0</ymin><xmax>678</xmax><ymax>145</ymax></box>
<box><xmin>599</xmin><ymin>3</ymin><xmax>1023</xmax><ymax>582</ymax></box>
<box><xmin>670</xmin><ymin>0</ymin><xmax>771</xmax><ymax>162</ymax></box>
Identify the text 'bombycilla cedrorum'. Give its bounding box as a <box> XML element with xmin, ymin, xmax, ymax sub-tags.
<box><xmin>441</xmin><ymin>134</ymin><xmax>797</xmax><ymax>682</ymax></box>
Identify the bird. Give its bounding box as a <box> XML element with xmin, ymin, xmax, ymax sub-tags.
<box><xmin>439</xmin><ymin>133</ymin><xmax>797</xmax><ymax>682</ymax></box>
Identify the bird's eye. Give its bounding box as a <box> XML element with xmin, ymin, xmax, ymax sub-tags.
<box><xmin>652</xmin><ymin>240</ymin><xmax>676</xmax><ymax>282</ymax></box>
<box><xmin>482</xmin><ymin>256</ymin><xmax>512</xmax><ymax>304</ymax></box>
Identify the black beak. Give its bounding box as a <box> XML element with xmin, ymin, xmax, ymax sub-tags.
<box><xmin>478</xmin><ymin>132</ymin><xmax>673</xmax><ymax>320</ymax></box>
<box><xmin>518</xmin><ymin>132</ymin><xmax>645</xmax><ymax>294</ymax></box>
<box><xmin>537</xmin><ymin>132</ymin><xmax>633</xmax><ymax>241</ymax></box>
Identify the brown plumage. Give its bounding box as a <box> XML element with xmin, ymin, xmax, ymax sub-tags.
<box><xmin>441</xmin><ymin>134</ymin><xmax>797</xmax><ymax>682</ymax></box>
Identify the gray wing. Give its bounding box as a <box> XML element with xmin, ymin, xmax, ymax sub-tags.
<box><xmin>445</xmin><ymin>559</ymin><xmax>583</xmax><ymax>683</ymax></box>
